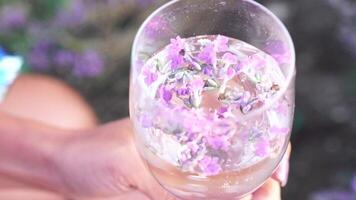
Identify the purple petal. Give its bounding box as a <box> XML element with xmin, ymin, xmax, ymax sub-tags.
<box><xmin>215</xmin><ymin>35</ymin><xmax>229</xmax><ymax>52</ymax></box>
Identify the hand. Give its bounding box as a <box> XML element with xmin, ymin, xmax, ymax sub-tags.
<box><xmin>53</xmin><ymin>118</ymin><xmax>291</xmax><ymax>200</ymax></box>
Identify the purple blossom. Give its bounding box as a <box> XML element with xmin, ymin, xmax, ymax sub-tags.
<box><xmin>73</xmin><ymin>50</ymin><xmax>104</xmax><ymax>77</ymax></box>
<box><xmin>310</xmin><ymin>190</ymin><xmax>355</xmax><ymax>200</ymax></box>
<box><xmin>137</xmin><ymin>0</ymin><xmax>156</xmax><ymax>8</ymax></box>
<box><xmin>199</xmin><ymin>156</ymin><xmax>222</xmax><ymax>176</ymax></box>
<box><xmin>255</xmin><ymin>138</ymin><xmax>270</xmax><ymax>157</ymax></box>
<box><xmin>143</xmin><ymin>68</ymin><xmax>158</xmax><ymax>85</ymax></box>
<box><xmin>217</xmin><ymin>106</ymin><xmax>228</xmax><ymax>118</ymax></box>
<box><xmin>222</xmin><ymin>52</ymin><xmax>238</xmax><ymax>64</ymax></box>
<box><xmin>203</xmin><ymin>65</ymin><xmax>214</xmax><ymax>76</ymax></box>
<box><xmin>161</xmin><ymin>87</ymin><xmax>173</xmax><ymax>103</ymax></box>
<box><xmin>55</xmin><ymin>0</ymin><xmax>87</xmax><ymax>28</ymax></box>
<box><xmin>176</xmin><ymin>87</ymin><xmax>190</xmax><ymax>96</ymax></box>
<box><xmin>0</xmin><ymin>5</ymin><xmax>27</xmax><ymax>30</ymax></box>
<box><xmin>198</xmin><ymin>43</ymin><xmax>216</xmax><ymax>66</ymax></box>
<box><xmin>215</xmin><ymin>35</ymin><xmax>229</xmax><ymax>52</ymax></box>
<box><xmin>352</xmin><ymin>174</ymin><xmax>356</xmax><ymax>192</ymax></box>
<box><xmin>28</xmin><ymin>41</ymin><xmax>52</xmax><ymax>70</ymax></box>
<box><xmin>54</xmin><ymin>50</ymin><xmax>75</xmax><ymax>68</ymax></box>
<box><xmin>206</xmin><ymin>135</ymin><xmax>230</xmax><ymax>151</ymax></box>
<box><xmin>168</xmin><ymin>36</ymin><xmax>185</xmax><ymax>70</ymax></box>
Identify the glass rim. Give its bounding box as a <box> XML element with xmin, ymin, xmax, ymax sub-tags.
<box><xmin>132</xmin><ymin>0</ymin><xmax>296</xmax><ymax>119</ymax></box>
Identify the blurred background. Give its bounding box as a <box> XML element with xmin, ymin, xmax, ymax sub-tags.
<box><xmin>0</xmin><ymin>0</ymin><xmax>354</xmax><ymax>199</ymax></box>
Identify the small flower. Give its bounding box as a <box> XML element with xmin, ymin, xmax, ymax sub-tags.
<box><xmin>143</xmin><ymin>69</ymin><xmax>158</xmax><ymax>85</ymax></box>
<box><xmin>255</xmin><ymin>138</ymin><xmax>270</xmax><ymax>157</ymax></box>
<box><xmin>55</xmin><ymin>0</ymin><xmax>87</xmax><ymax>28</ymax></box>
<box><xmin>176</xmin><ymin>87</ymin><xmax>190</xmax><ymax>96</ymax></box>
<box><xmin>0</xmin><ymin>5</ymin><xmax>27</xmax><ymax>30</ymax></box>
<box><xmin>198</xmin><ymin>43</ymin><xmax>216</xmax><ymax>66</ymax></box>
<box><xmin>28</xmin><ymin>41</ymin><xmax>53</xmax><ymax>71</ymax></box>
<box><xmin>352</xmin><ymin>174</ymin><xmax>356</xmax><ymax>192</ymax></box>
<box><xmin>54</xmin><ymin>50</ymin><xmax>75</xmax><ymax>68</ymax></box>
<box><xmin>203</xmin><ymin>65</ymin><xmax>214</xmax><ymax>76</ymax></box>
<box><xmin>222</xmin><ymin>52</ymin><xmax>238</xmax><ymax>64</ymax></box>
<box><xmin>214</xmin><ymin>35</ymin><xmax>229</xmax><ymax>52</ymax></box>
<box><xmin>161</xmin><ymin>87</ymin><xmax>173</xmax><ymax>103</ymax></box>
<box><xmin>73</xmin><ymin>50</ymin><xmax>104</xmax><ymax>77</ymax></box>
<box><xmin>206</xmin><ymin>135</ymin><xmax>230</xmax><ymax>151</ymax></box>
<box><xmin>226</xmin><ymin>67</ymin><xmax>235</xmax><ymax>77</ymax></box>
<box><xmin>217</xmin><ymin>106</ymin><xmax>228</xmax><ymax>118</ymax></box>
<box><xmin>168</xmin><ymin>36</ymin><xmax>185</xmax><ymax>70</ymax></box>
<box><xmin>199</xmin><ymin>156</ymin><xmax>222</xmax><ymax>176</ymax></box>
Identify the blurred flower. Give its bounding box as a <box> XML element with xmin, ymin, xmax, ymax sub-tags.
<box><xmin>168</xmin><ymin>36</ymin><xmax>185</xmax><ymax>70</ymax></box>
<box><xmin>73</xmin><ymin>50</ymin><xmax>104</xmax><ymax>77</ymax></box>
<box><xmin>214</xmin><ymin>35</ymin><xmax>229</xmax><ymax>52</ymax></box>
<box><xmin>198</xmin><ymin>156</ymin><xmax>222</xmax><ymax>176</ymax></box>
<box><xmin>0</xmin><ymin>5</ymin><xmax>28</xmax><ymax>30</ymax></box>
<box><xmin>55</xmin><ymin>0</ymin><xmax>87</xmax><ymax>28</ymax></box>
<box><xmin>198</xmin><ymin>43</ymin><xmax>216</xmax><ymax>66</ymax></box>
<box><xmin>352</xmin><ymin>174</ymin><xmax>356</xmax><ymax>192</ymax></box>
<box><xmin>54</xmin><ymin>50</ymin><xmax>76</xmax><ymax>68</ymax></box>
<box><xmin>328</xmin><ymin>0</ymin><xmax>356</xmax><ymax>58</ymax></box>
<box><xmin>310</xmin><ymin>173</ymin><xmax>356</xmax><ymax>200</ymax></box>
<box><xmin>310</xmin><ymin>190</ymin><xmax>355</xmax><ymax>200</ymax></box>
<box><xmin>28</xmin><ymin>41</ymin><xmax>53</xmax><ymax>70</ymax></box>
<box><xmin>137</xmin><ymin>0</ymin><xmax>156</xmax><ymax>7</ymax></box>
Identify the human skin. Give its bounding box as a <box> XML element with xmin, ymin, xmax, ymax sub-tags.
<box><xmin>0</xmin><ymin>74</ymin><xmax>290</xmax><ymax>200</ymax></box>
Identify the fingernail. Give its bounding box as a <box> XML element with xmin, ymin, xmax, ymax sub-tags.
<box><xmin>275</xmin><ymin>159</ymin><xmax>289</xmax><ymax>187</ymax></box>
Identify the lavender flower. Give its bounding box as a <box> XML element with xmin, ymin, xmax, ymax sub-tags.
<box><xmin>73</xmin><ymin>50</ymin><xmax>104</xmax><ymax>77</ymax></box>
<box><xmin>198</xmin><ymin>43</ymin><xmax>216</xmax><ymax>66</ymax></box>
<box><xmin>352</xmin><ymin>174</ymin><xmax>356</xmax><ymax>192</ymax></box>
<box><xmin>214</xmin><ymin>35</ymin><xmax>229</xmax><ymax>52</ymax></box>
<box><xmin>143</xmin><ymin>68</ymin><xmax>158</xmax><ymax>85</ymax></box>
<box><xmin>54</xmin><ymin>50</ymin><xmax>76</xmax><ymax>68</ymax></box>
<box><xmin>199</xmin><ymin>156</ymin><xmax>222</xmax><ymax>176</ymax></box>
<box><xmin>310</xmin><ymin>190</ymin><xmax>355</xmax><ymax>200</ymax></box>
<box><xmin>206</xmin><ymin>135</ymin><xmax>230</xmax><ymax>151</ymax></box>
<box><xmin>168</xmin><ymin>36</ymin><xmax>185</xmax><ymax>70</ymax></box>
<box><xmin>55</xmin><ymin>0</ymin><xmax>87</xmax><ymax>28</ymax></box>
<box><xmin>28</xmin><ymin>41</ymin><xmax>52</xmax><ymax>70</ymax></box>
<box><xmin>222</xmin><ymin>52</ymin><xmax>238</xmax><ymax>64</ymax></box>
<box><xmin>137</xmin><ymin>0</ymin><xmax>156</xmax><ymax>8</ymax></box>
<box><xmin>0</xmin><ymin>5</ymin><xmax>27</xmax><ymax>30</ymax></box>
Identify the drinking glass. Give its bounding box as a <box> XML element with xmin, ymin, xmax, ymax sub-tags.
<box><xmin>130</xmin><ymin>0</ymin><xmax>296</xmax><ymax>199</ymax></box>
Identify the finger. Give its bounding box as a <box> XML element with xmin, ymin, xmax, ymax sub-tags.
<box><xmin>97</xmin><ymin>190</ymin><xmax>151</xmax><ymax>200</ymax></box>
<box><xmin>272</xmin><ymin>143</ymin><xmax>291</xmax><ymax>187</ymax></box>
<box><xmin>239</xmin><ymin>194</ymin><xmax>253</xmax><ymax>200</ymax></box>
<box><xmin>252</xmin><ymin>178</ymin><xmax>281</xmax><ymax>200</ymax></box>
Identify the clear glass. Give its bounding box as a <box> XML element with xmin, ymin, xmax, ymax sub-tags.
<box><xmin>130</xmin><ymin>0</ymin><xmax>296</xmax><ymax>199</ymax></box>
